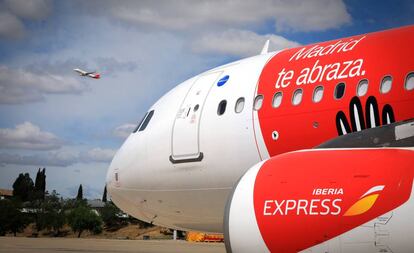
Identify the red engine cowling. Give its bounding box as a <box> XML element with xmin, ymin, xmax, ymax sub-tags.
<box><xmin>224</xmin><ymin>148</ymin><xmax>414</xmax><ymax>253</ymax></box>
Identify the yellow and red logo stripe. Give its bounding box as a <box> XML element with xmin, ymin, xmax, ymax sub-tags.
<box><xmin>344</xmin><ymin>185</ymin><xmax>384</xmax><ymax>216</ymax></box>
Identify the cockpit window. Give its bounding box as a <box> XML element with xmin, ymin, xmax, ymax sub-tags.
<box><xmin>139</xmin><ymin>110</ymin><xmax>154</xmax><ymax>131</ymax></box>
<box><xmin>133</xmin><ymin>112</ymin><xmax>148</xmax><ymax>133</ymax></box>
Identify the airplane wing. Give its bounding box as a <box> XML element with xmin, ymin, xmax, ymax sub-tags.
<box><xmin>74</xmin><ymin>68</ymin><xmax>100</xmax><ymax>79</ymax></box>
<box><xmin>316</xmin><ymin>119</ymin><xmax>414</xmax><ymax>149</ymax></box>
<box><xmin>73</xmin><ymin>68</ymin><xmax>87</xmax><ymax>75</ymax></box>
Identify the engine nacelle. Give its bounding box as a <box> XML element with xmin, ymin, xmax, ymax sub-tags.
<box><xmin>224</xmin><ymin>148</ymin><xmax>414</xmax><ymax>253</ymax></box>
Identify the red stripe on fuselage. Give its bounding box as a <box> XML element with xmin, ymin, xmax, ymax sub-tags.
<box><xmin>256</xmin><ymin>26</ymin><xmax>414</xmax><ymax>156</ymax></box>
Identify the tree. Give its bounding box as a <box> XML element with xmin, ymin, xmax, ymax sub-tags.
<box><xmin>100</xmin><ymin>202</ymin><xmax>124</xmax><ymax>229</ymax></box>
<box><xmin>12</xmin><ymin>173</ymin><xmax>34</xmax><ymax>202</ymax></box>
<box><xmin>40</xmin><ymin>168</ymin><xmax>46</xmax><ymax>196</ymax></box>
<box><xmin>62</xmin><ymin>195</ymin><xmax>87</xmax><ymax>211</ymax></box>
<box><xmin>102</xmin><ymin>186</ymin><xmax>107</xmax><ymax>202</ymax></box>
<box><xmin>34</xmin><ymin>168</ymin><xmax>46</xmax><ymax>200</ymax></box>
<box><xmin>36</xmin><ymin>190</ymin><xmax>65</xmax><ymax>236</ymax></box>
<box><xmin>76</xmin><ymin>184</ymin><xmax>83</xmax><ymax>200</ymax></box>
<box><xmin>67</xmin><ymin>205</ymin><xmax>102</xmax><ymax>237</ymax></box>
<box><xmin>34</xmin><ymin>169</ymin><xmax>41</xmax><ymax>193</ymax></box>
<box><xmin>0</xmin><ymin>199</ymin><xmax>30</xmax><ymax>236</ymax></box>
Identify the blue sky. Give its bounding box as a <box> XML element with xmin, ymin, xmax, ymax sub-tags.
<box><xmin>0</xmin><ymin>0</ymin><xmax>413</xmax><ymax>199</ymax></box>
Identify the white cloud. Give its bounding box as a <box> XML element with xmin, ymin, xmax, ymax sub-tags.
<box><xmin>0</xmin><ymin>122</ymin><xmax>62</xmax><ymax>150</ymax></box>
<box><xmin>0</xmin><ymin>65</ymin><xmax>87</xmax><ymax>104</ymax></box>
<box><xmin>113</xmin><ymin>123</ymin><xmax>135</xmax><ymax>139</ymax></box>
<box><xmin>192</xmin><ymin>29</ymin><xmax>300</xmax><ymax>57</ymax></box>
<box><xmin>79</xmin><ymin>148</ymin><xmax>116</xmax><ymax>163</ymax></box>
<box><xmin>22</xmin><ymin>57</ymin><xmax>137</xmax><ymax>79</ymax></box>
<box><xmin>0</xmin><ymin>0</ymin><xmax>53</xmax><ymax>39</ymax></box>
<box><xmin>94</xmin><ymin>57</ymin><xmax>137</xmax><ymax>77</ymax></box>
<box><xmin>5</xmin><ymin>0</ymin><xmax>53</xmax><ymax>21</ymax></box>
<box><xmin>271</xmin><ymin>0</ymin><xmax>351</xmax><ymax>32</ymax></box>
<box><xmin>0</xmin><ymin>0</ymin><xmax>353</xmax><ymax>198</ymax></box>
<box><xmin>0</xmin><ymin>12</ymin><xmax>25</xmax><ymax>39</ymax></box>
<box><xmin>104</xmin><ymin>0</ymin><xmax>350</xmax><ymax>32</ymax></box>
<box><xmin>0</xmin><ymin>147</ymin><xmax>116</xmax><ymax>167</ymax></box>
<box><xmin>0</xmin><ymin>151</ymin><xmax>76</xmax><ymax>167</ymax></box>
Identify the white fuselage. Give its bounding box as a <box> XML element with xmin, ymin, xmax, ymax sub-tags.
<box><xmin>106</xmin><ymin>53</ymin><xmax>274</xmax><ymax>232</ymax></box>
<box><xmin>106</xmin><ymin>26</ymin><xmax>414</xmax><ymax>252</ymax></box>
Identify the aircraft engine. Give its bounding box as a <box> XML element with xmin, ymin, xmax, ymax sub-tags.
<box><xmin>224</xmin><ymin>148</ymin><xmax>414</xmax><ymax>253</ymax></box>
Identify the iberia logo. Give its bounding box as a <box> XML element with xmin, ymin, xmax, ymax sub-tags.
<box><xmin>344</xmin><ymin>185</ymin><xmax>384</xmax><ymax>216</ymax></box>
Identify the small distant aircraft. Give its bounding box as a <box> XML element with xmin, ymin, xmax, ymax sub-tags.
<box><xmin>73</xmin><ymin>68</ymin><xmax>100</xmax><ymax>79</ymax></box>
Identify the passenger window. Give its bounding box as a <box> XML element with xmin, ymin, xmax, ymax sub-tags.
<box><xmin>334</xmin><ymin>83</ymin><xmax>346</xmax><ymax>99</ymax></box>
<box><xmin>217</xmin><ymin>100</ymin><xmax>227</xmax><ymax>115</ymax></box>
<box><xmin>139</xmin><ymin>110</ymin><xmax>154</xmax><ymax>132</ymax></box>
<box><xmin>235</xmin><ymin>97</ymin><xmax>245</xmax><ymax>113</ymax></box>
<box><xmin>253</xmin><ymin>95</ymin><xmax>264</xmax><ymax>111</ymax></box>
<box><xmin>405</xmin><ymin>73</ymin><xmax>414</xmax><ymax>91</ymax></box>
<box><xmin>292</xmin><ymin>89</ymin><xmax>303</xmax><ymax>105</ymax></box>
<box><xmin>272</xmin><ymin>92</ymin><xmax>282</xmax><ymax>108</ymax></box>
<box><xmin>357</xmin><ymin>79</ymin><xmax>368</xmax><ymax>97</ymax></box>
<box><xmin>312</xmin><ymin>86</ymin><xmax>324</xmax><ymax>103</ymax></box>
<box><xmin>380</xmin><ymin>76</ymin><xmax>392</xmax><ymax>94</ymax></box>
<box><xmin>133</xmin><ymin>112</ymin><xmax>148</xmax><ymax>133</ymax></box>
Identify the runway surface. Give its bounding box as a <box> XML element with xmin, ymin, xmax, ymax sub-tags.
<box><xmin>0</xmin><ymin>237</ymin><xmax>226</xmax><ymax>253</ymax></box>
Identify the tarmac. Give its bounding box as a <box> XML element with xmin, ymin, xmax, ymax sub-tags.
<box><xmin>0</xmin><ymin>237</ymin><xmax>226</xmax><ymax>253</ymax></box>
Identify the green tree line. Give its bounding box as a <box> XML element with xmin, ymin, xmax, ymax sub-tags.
<box><xmin>0</xmin><ymin>169</ymin><xmax>135</xmax><ymax>237</ymax></box>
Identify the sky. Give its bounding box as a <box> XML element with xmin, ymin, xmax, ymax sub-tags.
<box><xmin>0</xmin><ymin>0</ymin><xmax>413</xmax><ymax>199</ymax></box>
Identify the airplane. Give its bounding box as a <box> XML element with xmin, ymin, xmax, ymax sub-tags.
<box><xmin>106</xmin><ymin>25</ymin><xmax>414</xmax><ymax>253</ymax></box>
<box><xmin>73</xmin><ymin>68</ymin><xmax>100</xmax><ymax>79</ymax></box>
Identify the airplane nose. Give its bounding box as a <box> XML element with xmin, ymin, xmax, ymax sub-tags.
<box><xmin>105</xmin><ymin>133</ymin><xmax>148</xmax><ymax>197</ymax></box>
<box><xmin>106</xmin><ymin>151</ymin><xmax>119</xmax><ymax>190</ymax></box>
<box><xmin>105</xmin><ymin>137</ymin><xmax>124</xmax><ymax>189</ymax></box>
<box><xmin>106</xmin><ymin>137</ymin><xmax>134</xmax><ymax>190</ymax></box>
<box><xmin>105</xmin><ymin>134</ymin><xmax>157</xmax><ymax>223</ymax></box>
<box><xmin>105</xmin><ymin>160</ymin><xmax>116</xmax><ymax>189</ymax></box>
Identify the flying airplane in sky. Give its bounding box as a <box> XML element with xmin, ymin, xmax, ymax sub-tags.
<box><xmin>73</xmin><ymin>68</ymin><xmax>100</xmax><ymax>79</ymax></box>
<box><xmin>106</xmin><ymin>25</ymin><xmax>414</xmax><ymax>253</ymax></box>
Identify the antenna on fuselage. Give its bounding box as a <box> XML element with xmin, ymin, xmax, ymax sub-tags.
<box><xmin>260</xmin><ymin>39</ymin><xmax>270</xmax><ymax>55</ymax></box>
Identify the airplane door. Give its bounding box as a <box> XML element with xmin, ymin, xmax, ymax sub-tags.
<box><xmin>170</xmin><ymin>71</ymin><xmax>222</xmax><ymax>163</ymax></box>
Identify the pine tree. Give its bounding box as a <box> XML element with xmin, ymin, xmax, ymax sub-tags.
<box><xmin>33</xmin><ymin>168</ymin><xmax>47</xmax><ymax>200</ymax></box>
<box><xmin>34</xmin><ymin>168</ymin><xmax>41</xmax><ymax>192</ymax></box>
<box><xmin>102</xmin><ymin>186</ymin><xmax>107</xmax><ymax>202</ymax></box>
<box><xmin>41</xmin><ymin>168</ymin><xmax>46</xmax><ymax>199</ymax></box>
<box><xmin>34</xmin><ymin>168</ymin><xmax>42</xmax><ymax>200</ymax></box>
<box><xmin>76</xmin><ymin>184</ymin><xmax>83</xmax><ymax>200</ymax></box>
